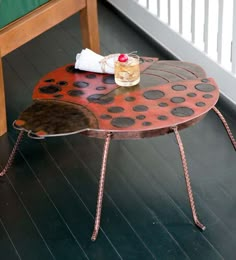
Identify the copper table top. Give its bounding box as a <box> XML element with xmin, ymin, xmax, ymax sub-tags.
<box><xmin>14</xmin><ymin>58</ymin><xmax>219</xmax><ymax>139</ymax></box>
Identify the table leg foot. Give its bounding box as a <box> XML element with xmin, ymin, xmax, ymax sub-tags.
<box><xmin>0</xmin><ymin>131</ymin><xmax>24</xmax><ymax>176</ymax></box>
<box><xmin>212</xmin><ymin>106</ymin><xmax>236</xmax><ymax>150</ymax></box>
<box><xmin>91</xmin><ymin>132</ymin><xmax>112</xmax><ymax>241</ymax></box>
<box><xmin>172</xmin><ymin>126</ymin><xmax>206</xmax><ymax>231</ymax></box>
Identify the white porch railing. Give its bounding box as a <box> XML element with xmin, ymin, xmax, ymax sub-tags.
<box><xmin>107</xmin><ymin>0</ymin><xmax>236</xmax><ymax>105</ymax></box>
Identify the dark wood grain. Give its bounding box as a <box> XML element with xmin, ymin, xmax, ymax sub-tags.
<box><xmin>0</xmin><ymin>1</ymin><xmax>236</xmax><ymax>259</ymax></box>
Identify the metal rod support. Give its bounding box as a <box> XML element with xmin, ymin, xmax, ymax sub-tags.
<box><xmin>212</xmin><ymin>106</ymin><xmax>236</xmax><ymax>150</ymax></box>
<box><xmin>91</xmin><ymin>132</ymin><xmax>112</xmax><ymax>241</ymax></box>
<box><xmin>0</xmin><ymin>131</ymin><xmax>24</xmax><ymax>176</ymax></box>
<box><xmin>172</xmin><ymin>126</ymin><xmax>206</xmax><ymax>231</ymax></box>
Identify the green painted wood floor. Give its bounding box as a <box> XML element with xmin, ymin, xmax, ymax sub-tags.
<box><xmin>1</xmin><ymin>1</ymin><xmax>236</xmax><ymax>259</ymax></box>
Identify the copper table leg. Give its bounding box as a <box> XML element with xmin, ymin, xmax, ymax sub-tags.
<box><xmin>91</xmin><ymin>132</ymin><xmax>112</xmax><ymax>241</ymax></box>
<box><xmin>172</xmin><ymin>126</ymin><xmax>206</xmax><ymax>231</ymax></box>
<box><xmin>212</xmin><ymin>106</ymin><xmax>236</xmax><ymax>150</ymax></box>
<box><xmin>0</xmin><ymin>131</ymin><xmax>24</xmax><ymax>176</ymax></box>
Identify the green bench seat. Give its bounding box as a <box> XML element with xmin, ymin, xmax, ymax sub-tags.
<box><xmin>0</xmin><ymin>0</ymin><xmax>49</xmax><ymax>28</ymax></box>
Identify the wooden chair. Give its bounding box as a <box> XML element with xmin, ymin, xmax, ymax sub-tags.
<box><xmin>0</xmin><ymin>0</ymin><xmax>100</xmax><ymax>136</ymax></box>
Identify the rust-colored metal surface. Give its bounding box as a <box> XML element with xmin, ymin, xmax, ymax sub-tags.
<box><xmin>9</xmin><ymin>58</ymin><xmax>232</xmax><ymax>242</ymax></box>
<box><xmin>14</xmin><ymin>58</ymin><xmax>219</xmax><ymax>139</ymax></box>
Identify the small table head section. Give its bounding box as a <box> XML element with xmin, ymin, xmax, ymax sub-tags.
<box><xmin>14</xmin><ymin>59</ymin><xmax>219</xmax><ymax>139</ymax></box>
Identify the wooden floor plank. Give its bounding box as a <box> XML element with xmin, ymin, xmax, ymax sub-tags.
<box><xmin>1</xmin><ymin>1</ymin><xmax>236</xmax><ymax>259</ymax></box>
<box><xmin>0</xmin><ymin>217</ymin><xmax>22</xmax><ymax>260</ymax></box>
<box><xmin>90</xmin><ymin>137</ymin><xmax>224</xmax><ymax>259</ymax></box>
<box><xmin>63</xmin><ymin>135</ymin><xmax>191</xmax><ymax>259</ymax></box>
<box><xmin>40</xmin><ymin>136</ymin><xmax>158</xmax><ymax>260</ymax></box>
<box><xmin>16</xmin><ymin>136</ymin><xmax>122</xmax><ymax>260</ymax></box>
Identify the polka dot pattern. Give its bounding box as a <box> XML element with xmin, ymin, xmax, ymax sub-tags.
<box><xmin>187</xmin><ymin>93</ymin><xmax>197</xmax><ymax>97</ymax></box>
<box><xmin>39</xmin><ymin>85</ymin><xmax>61</xmax><ymax>94</ymax></box>
<box><xmin>125</xmin><ymin>96</ymin><xmax>136</xmax><ymax>102</ymax></box>
<box><xmin>111</xmin><ymin>117</ymin><xmax>135</xmax><ymax>128</ymax></box>
<box><xmin>103</xmin><ymin>75</ymin><xmax>115</xmax><ymax>84</ymax></box>
<box><xmin>133</xmin><ymin>105</ymin><xmax>148</xmax><ymax>112</ymax></box>
<box><xmin>18</xmin><ymin>59</ymin><xmax>219</xmax><ymax>139</ymax></box>
<box><xmin>171</xmin><ymin>107</ymin><xmax>194</xmax><ymax>117</ymax></box>
<box><xmin>86</xmin><ymin>74</ymin><xmax>96</xmax><ymax>79</ymax></box>
<box><xmin>195</xmin><ymin>83</ymin><xmax>216</xmax><ymax>92</ymax></box>
<box><xmin>143</xmin><ymin>90</ymin><xmax>165</xmax><ymax>100</ymax></box>
<box><xmin>158</xmin><ymin>102</ymin><xmax>168</xmax><ymax>107</ymax></box>
<box><xmin>171</xmin><ymin>97</ymin><xmax>185</xmax><ymax>103</ymax></box>
<box><xmin>68</xmin><ymin>90</ymin><xmax>84</xmax><ymax>97</ymax></box>
<box><xmin>108</xmin><ymin>106</ymin><xmax>124</xmax><ymax>113</ymax></box>
<box><xmin>73</xmin><ymin>81</ymin><xmax>89</xmax><ymax>88</ymax></box>
<box><xmin>172</xmin><ymin>85</ymin><xmax>187</xmax><ymax>91</ymax></box>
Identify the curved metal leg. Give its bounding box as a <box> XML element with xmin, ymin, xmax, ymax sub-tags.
<box><xmin>91</xmin><ymin>132</ymin><xmax>112</xmax><ymax>241</ymax></box>
<box><xmin>212</xmin><ymin>106</ymin><xmax>236</xmax><ymax>150</ymax></box>
<box><xmin>172</xmin><ymin>126</ymin><xmax>206</xmax><ymax>231</ymax></box>
<box><xmin>0</xmin><ymin>131</ymin><xmax>24</xmax><ymax>176</ymax></box>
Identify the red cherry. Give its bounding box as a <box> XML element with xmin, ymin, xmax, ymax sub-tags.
<box><xmin>118</xmin><ymin>53</ymin><xmax>128</xmax><ymax>62</ymax></box>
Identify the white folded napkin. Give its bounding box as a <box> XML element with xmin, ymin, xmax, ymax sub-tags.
<box><xmin>75</xmin><ymin>48</ymin><xmax>119</xmax><ymax>74</ymax></box>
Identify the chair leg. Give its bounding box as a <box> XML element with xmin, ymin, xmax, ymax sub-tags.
<box><xmin>172</xmin><ymin>126</ymin><xmax>206</xmax><ymax>231</ymax></box>
<box><xmin>212</xmin><ymin>106</ymin><xmax>236</xmax><ymax>150</ymax></box>
<box><xmin>0</xmin><ymin>53</ymin><xmax>7</xmax><ymax>136</ymax></box>
<box><xmin>80</xmin><ymin>0</ymin><xmax>100</xmax><ymax>53</ymax></box>
<box><xmin>91</xmin><ymin>132</ymin><xmax>112</xmax><ymax>241</ymax></box>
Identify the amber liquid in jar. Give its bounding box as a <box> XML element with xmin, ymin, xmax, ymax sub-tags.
<box><xmin>115</xmin><ymin>55</ymin><xmax>140</xmax><ymax>87</ymax></box>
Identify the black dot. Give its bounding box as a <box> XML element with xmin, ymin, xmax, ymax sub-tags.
<box><xmin>172</xmin><ymin>85</ymin><xmax>187</xmax><ymax>91</ymax></box>
<box><xmin>111</xmin><ymin>117</ymin><xmax>135</xmax><ymax>128</ymax></box>
<box><xmin>187</xmin><ymin>93</ymin><xmax>197</xmax><ymax>97</ymax></box>
<box><xmin>57</xmin><ymin>81</ymin><xmax>67</xmax><ymax>86</ymax></box>
<box><xmin>195</xmin><ymin>83</ymin><xmax>216</xmax><ymax>92</ymax></box>
<box><xmin>87</xmin><ymin>94</ymin><xmax>114</xmax><ymax>104</ymax></box>
<box><xmin>158</xmin><ymin>102</ymin><xmax>168</xmax><ymax>107</ymax></box>
<box><xmin>171</xmin><ymin>107</ymin><xmax>194</xmax><ymax>117</ymax></box>
<box><xmin>143</xmin><ymin>90</ymin><xmax>165</xmax><ymax>100</ymax></box>
<box><xmin>145</xmin><ymin>59</ymin><xmax>153</xmax><ymax>62</ymax></box>
<box><xmin>86</xmin><ymin>74</ymin><xmax>96</xmax><ymax>79</ymax></box>
<box><xmin>96</xmin><ymin>86</ymin><xmax>106</xmax><ymax>91</ymax></box>
<box><xmin>73</xmin><ymin>81</ymin><xmax>89</xmax><ymax>88</ymax></box>
<box><xmin>100</xmin><ymin>114</ymin><xmax>112</xmax><ymax>120</ymax></box>
<box><xmin>133</xmin><ymin>105</ymin><xmax>148</xmax><ymax>112</ymax></box>
<box><xmin>108</xmin><ymin>106</ymin><xmax>124</xmax><ymax>113</ymax></box>
<box><xmin>171</xmin><ymin>97</ymin><xmax>185</xmax><ymax>103</ymax></box>
<box><xmin>125</xmin><ymin>96</ymin><xmax>136</xmax><ymax>102</ymax></box>
<box><xmin>103</xmin><ymin>75</ymin><xmax>115</xmax><ymax>84</ymax></box>
<box><xmin>201</xmin><ymin>79</ymin><xmax>209</xmax><ymax>83</ymax></box>
<box><xmin>39</xmin><ymin>85</ymin><xmax>61</xmax><ymax>94</ymax></box>
<box><xmin>136</xmin><ymin>115</ymin><xmax>146</xmax><ymax>120</ymax></box>
<box><xmin>142</xmin><ymin>122</ymin><xmax>152</xmax><ymax>126</ymax></box>
<box><xmin>158</xmin><ymin>115</ymin><xmax>168</xmax><ymax>120</ymax></box>
<box><xmin>68</xmin><ymin>90</ymin><xmax>84</xmax><ymax>96</ymax></box>
<box><xmin>53</xmin><ymin>94</ymin><xmax>63</xmax><ymax>98</ymax></box>
<box><xmin>196</xmin><ymin>102</ymin><xmax>206</xmax><ymax>107</ymax></box>
<box><xmin>44</xmin><ymin>78</ymin><xmax>55</xmax><ymax>82</ymax></box>
<box><xmin>203</xmin><ymin>94</ymin><xmax>213</xmax><ymax>99</ymax></box>
<box><xmin>66</xmin><ymin>65</ymin><xmax>84</xmax><ymax>73</ymax></box>
<box><xmin>139</xmin><ymin>58</ymin><xmax>144</xmax><ymax>64</ymax></box>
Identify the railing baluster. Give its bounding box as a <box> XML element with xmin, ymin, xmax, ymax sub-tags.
<box><xmin>191</xmin><ymin>0</ymin><xmax>196</xmax><ymax>43</ymax></box>
<box><xmin>157</xmin><ymin>0</ymin><xmax>160</xmax><ymax>18</ymax></box>
<box><xmin>217</xmin><ymin>0</ymin><xmax>223</xmax><ymax>64</ymax></box>
<box><xmin>204</xmin><ymin>0</ymin><xmax>209</xmax><ymax>53</ymax></box>
<box><xmin>179</xmin><ymin>0</ymin><xmax>183</xmax><ymax>34</ymax></box>
<box><xmin>232</xmin><ymin>0</ymin><xmax>236</xmax><ymax>73</ymax></box>
<box><xmin>147</xmin><ymin>0</ymin><xmax>149</xmax><ymax>10</ymax></box>
<box><xmin>168</xmin><ymin>0</ymin><xmax>171</xmax><ymax>25</ymax></box>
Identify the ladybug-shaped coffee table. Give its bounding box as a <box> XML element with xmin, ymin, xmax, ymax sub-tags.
<box><xmin>3</xmin><ymin>58</ymin><xmax>235</xmax><ymax>241</ymax></box>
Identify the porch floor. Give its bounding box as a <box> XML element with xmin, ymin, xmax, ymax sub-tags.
<box><xmin>1</xmin><ymin>1</ymin><xmax>236</xmax><ymax>259</ymax></box>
